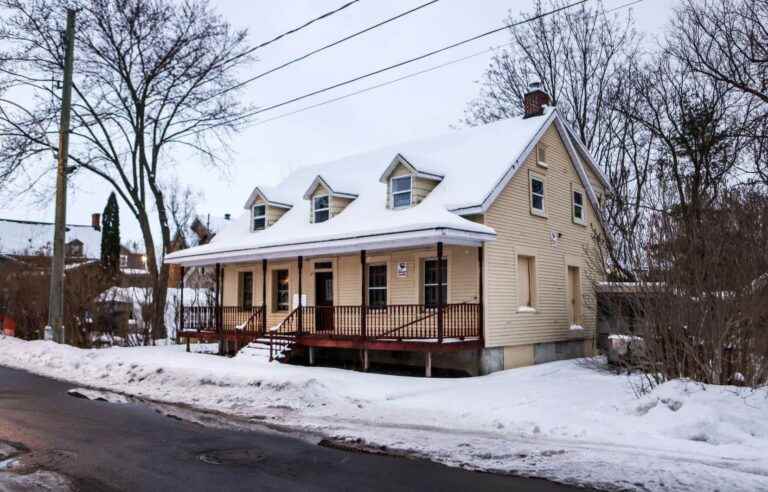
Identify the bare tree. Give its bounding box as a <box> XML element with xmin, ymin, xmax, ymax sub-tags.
<box><xmin>669</xmin><ymin>0</ymin><xmax>768</xmax><ymax>187</ymax></box>
<box><xmin>0</xmin><ymin>0</ymin><xmax>253</xmax><ymax>340</ymax></box>
<box><xmin>165</xmin><ymin>177</ymin><xmax>202</xmax><ymax>249</ymax></box>
<box><xmin>464</xmin><ymin>0</ymin><xmax>649</xmax><ymax>279</ymax></box>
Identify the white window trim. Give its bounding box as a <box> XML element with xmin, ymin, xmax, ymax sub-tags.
<box><xmin>313</xmin><ymin>194</ymin><xmax>330</xmax><ymax>223</ymax></box>
<box><xmin>252</xmin><ymin>204</ymin><xmax>267</xmax><ymax>231</ymax></box>
<box><xmin>367</xmin><ymin>263</ymin><xmax>388</xmax><ymax>308</ymax></box>
<box><xmin>422</xmin><ymin>257</ymin><xmax>448</xmax><ymax>308</ymax></box>
<box><xmin>390</xmin><ymin>175</ymin><xmax>413</xmax><ymax>209</ymax></box>
<box><xmin>516</xmin><ymin>253</ymin><xmax>537</xmax><ymax>312</ymax></box>
<box><xmin>529</xmin><ymin>171</ymin><xmax>546</xmax><ymax>217</ymax></box>
<box><xmin>572</xmin><ymin>186</ymin><xmax>586</xmax><ymax>226</ymax></box>
<box><xmin>536</xmin><ymin>143</ymin><xmax>548</xmax><ymax>169</ymax></box>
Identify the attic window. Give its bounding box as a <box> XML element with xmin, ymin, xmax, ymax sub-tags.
<box><xmin>537</xmin><ymin>143</ymin><xmax>548</xmax><ymax>168</ymax></box>
<box><xmin>313</xmin><ymin>195</ymin><xmax>330</xmax><ymax>223</ymax></box>
<box><xmin>252</xmin><ymin>205</ymin><xmax>266</xmax><ymax>231</ymax></box>
<box><xmin>391</xmin><ymin>176</ymin><xmax>412</xmax><ymax>208</ymax></box>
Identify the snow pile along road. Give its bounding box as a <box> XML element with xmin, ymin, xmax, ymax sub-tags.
<box><xmin>1</xmin><ymin>336</ymin><xmax>767</xmax><ymax>492</ymax></box>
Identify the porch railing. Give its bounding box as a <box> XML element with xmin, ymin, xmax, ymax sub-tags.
<box><xmin>181</xmin><ymin>306</ymin><xmax>263</xmax><ymax>333</ymax></box>
<box><xmin>272</xmin><ymin>303</ymin><xmax>481</xmax><ymax>341</ymax></box>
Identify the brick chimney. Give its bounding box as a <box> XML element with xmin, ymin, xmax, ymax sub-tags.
<box><xmin>523</xmin><ymin>81</ymin><xmax>551</xmax><ymax>118</ymax></box>
<box><xmin>91</xmin><ymin>213</ymin><xmax>101</xmax><ymax>231</ymax></box>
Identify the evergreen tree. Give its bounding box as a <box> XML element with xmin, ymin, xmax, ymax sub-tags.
<box><xmin>101</xmin><ymin>192</ymin><xmax>121</xmax><ymax>276</ymax></box>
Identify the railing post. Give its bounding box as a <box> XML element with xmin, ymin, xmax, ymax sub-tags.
<box><xmin>297</xmin><ymin>256</ymin><xmax>303</xmax><ymax>335</ymax></box>
<box><xmin>479</xmin><ymin>243</ymin><xmax>484</xmax><ymax>344</ymax></box>
<box><xmin>360</xmin><ymin>250</ymin><xmax>367</xmax><ymax>341</ymax></box>
<box><xmin>262</xmin><ymin>258</ymin><xmax>267</xmax><ymax>335</ymax></box>
<box><xmin>215</xmin><ymin>263</ymin><xmax>222</xmax><ymax>355</ymax></box>
<box><xmin>437</xmin><ymin>241</ymin><xmax>444</xmax><ymax>343</ymax></box>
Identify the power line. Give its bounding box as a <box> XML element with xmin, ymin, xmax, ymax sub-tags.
<box><xmin>232</xmin><ymin>0</ymin><xmax>587</xmax><ymax>124</ymax></box>
<box><xmin>247</xmin><ymin>0</ymin><xmax>644</xmax><ymax>128</ymax></box>
<box><xmin>226</xmin><ymin>0</ymin><xmax>440</xmax><ymax>94</ymax></box>
<box><xmin>243</xmin><ymin>0</ymin><xmax>361</xmax><ymax>57</ymax></box>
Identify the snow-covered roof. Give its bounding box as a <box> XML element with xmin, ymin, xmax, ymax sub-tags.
<box><xmin>0</xmin><ymin>218</ymin><xmax>102</xmax><ymax>259</ymax></box>
<box><xmin>167</xmin><ymin>108</ymin><xmax>603</xmax><ymax>266</ymax></box>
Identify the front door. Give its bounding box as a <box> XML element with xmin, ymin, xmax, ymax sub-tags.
<box><xmin>315</xmin><ymin>271</ymin><xmax>334</xmax><ymax>331</ymax></box>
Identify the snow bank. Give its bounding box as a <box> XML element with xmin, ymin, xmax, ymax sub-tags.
<box><xmin>1</xmin><ymin>336</ymin><xmax>766</xmax><ymax>491</ymax></box>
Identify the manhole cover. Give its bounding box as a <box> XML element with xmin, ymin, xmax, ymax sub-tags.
<box><xmin>198</xmin><ymin>449</ymin><xmax>266</xmax><ymax>466</ymax></box>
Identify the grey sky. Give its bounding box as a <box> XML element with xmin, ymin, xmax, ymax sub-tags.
<box><xmin>0</xmin><ymin>0</ymin><xmax>675</xmax><ymax>246</ymax></box>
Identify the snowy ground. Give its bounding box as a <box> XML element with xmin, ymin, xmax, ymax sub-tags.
<box><xmin>1</xmin><ymin>336</ymin><xmax>766</xmax><ymax>492</ymax></box>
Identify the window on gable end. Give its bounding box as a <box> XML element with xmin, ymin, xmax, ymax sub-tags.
<box><xmin>313</xmin><ymin>195</ymin><xmax>330</xmax><ymax>223</ymax></box>
<box><xmin>391</xmin><ymin>175</ymin><xmax>412</xmax><ymax>209</ymax></box>
<box><xmin>536</xmin><ymin>143</ymin><xmax>548</xmax><ymax>168</ymax></box>
<box><xmin>252</xmin><ymin>205</ymin><xmax>266</xmax><ymax>231</ymax></box>
<box><xmin>529</xmin><ymin>172</ymin><xmax>546</xmax><ymax>217</ymax></box>
<box><xmin>572</xmin><ymin>187</ymin><xmax>586</xmax><ymax>225</ymax></box>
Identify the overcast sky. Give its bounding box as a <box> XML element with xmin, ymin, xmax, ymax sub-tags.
<box><xmin>0</xmin><ymin>0</ymin><xmax>675</xmax><ymax>247</ymax></box>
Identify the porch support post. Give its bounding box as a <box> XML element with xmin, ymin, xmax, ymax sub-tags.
<box><xmin>362</xmin><ymin>349</ymin><xmax>369</xmax><ymax>372</ymax></box>
<box><xmin>297</xmin><ymin>256</ymin><xmax>303</xmax><ymax>335</ymax></box>
<box><xmin>179</xmin><ymin>265</ymin><xmax>185</xmax><ymax>346</ymax></box>
<box><xmin>425</xmin><ymin>352</ymin><xmax>432</xmax><ymax>378</ymax></box>
<box><xmin>360</xmin><ymin>250</ymin><xmax>367</xmax><ymax>341</ymax></box>
<box><xmin>215</xmin><ymin>263</ymin><xmax>222</xmax><ymax>355</ymax></box>
<box><xmin>262</xmin><ymin>259</ymin><xmax>267</xmax><ymax>334</ymax></box>
<box><xmin>437</xmin><ymin>241</ymin><xmax>444</xmax><ymax>343</ymax></box>
<box><xmin>478</xmin><ymin>243</ymin><xmax>485</xmax><ymax>345</ymax></box>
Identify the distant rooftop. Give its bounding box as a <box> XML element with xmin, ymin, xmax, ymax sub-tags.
<box><xmin>0</xmin><ymin>218</ymin><xmax>102</xmax><ymax>259</ymax></box>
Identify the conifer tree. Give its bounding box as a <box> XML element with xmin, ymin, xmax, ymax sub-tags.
<box><xmin>101</xmin><ymin>192</ymin><xmax>121</xmax><ymax>276</ymax></box>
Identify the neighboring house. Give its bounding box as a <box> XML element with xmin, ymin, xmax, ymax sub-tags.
<box><xmin>168</xmin><ymin>214</ymin><xmax>232</xmax><ymax>289</ymax></box>
<box><xmin>166</xmin><ymin>84</ymin><xmax>608</xmax><ymax>375</ymax></box>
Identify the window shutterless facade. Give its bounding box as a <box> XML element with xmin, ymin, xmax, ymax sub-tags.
<box><xmin>572</xmin><ymin>189</ymin><xmax>585</xmax><ymax>225</ymax></box>
<box><xmin>367</xmin><ymin>264</ymin><xmax>387</xmax><ymax>308</ymax></box>
<box><xmin>274</xmin><ymin>270</ymin><xmax>289</xmax><ymax>311</ymax></box>
<box><xmin>390</xmin><ymin>175</ymin><xmax>412</xmax><ymax>208</ymax></box>
<box><xmin>313</xmin><ymin>195</ymin><xmax>330</xmax><ymax>223</ymax></box>
<box><xmin>252</xmin><ymin>204</ymin><xmax>266</xmax><ymax>231</ymax></box>
<box><xmin>529</xmin><ymin>172</ymin><xmax>545</xmax><ymax>216</ymax></box>
<box><xmin>423</xmin><ymin>258</ymin><xmax>447</xmax><ymax>308</ymax></box>
<box><xmin>239</xmin><ymin>271</ymin><xmax>253</xmax><ymax>309</ymax></box>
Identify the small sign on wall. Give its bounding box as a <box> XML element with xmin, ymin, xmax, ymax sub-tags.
<box><xmin>397</xmin><ymin>261</ymin><xmax>408</xmax><ymax>278</ymax></box>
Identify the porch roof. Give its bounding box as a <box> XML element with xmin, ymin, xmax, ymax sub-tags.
<box><xmin>165</xmin><ymin>225</ymin><xmax>493</xmax><ymax>266</ymax></box>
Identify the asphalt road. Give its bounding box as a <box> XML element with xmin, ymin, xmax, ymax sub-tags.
<box><xmin>0</xmin><ymin>366</ymin><xmax>594</xmax><ymax>492</ymax></box>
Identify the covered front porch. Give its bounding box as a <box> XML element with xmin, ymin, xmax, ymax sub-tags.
<box><xmin>176</xmin><ymin>239</ymin><xmax>486</xmax><ymax>371</ymax></box>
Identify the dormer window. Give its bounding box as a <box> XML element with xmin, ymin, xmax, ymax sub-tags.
<box><xmin>252</xmin><ymin>205</ymin><xmax>266</xmax><ymax>231</ymax></box>
<box><xmin>313</xmin><ymin>195</ymin><xmax>330</xmax><ymax>223</ymax></box>
<box><xmin>391</xmin><ymin>175</ymin><xmax>412</xmax><ymax>209</ymax></box>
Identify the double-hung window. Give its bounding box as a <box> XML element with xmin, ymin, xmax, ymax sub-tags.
<box><xmin>367</xmin><ymin>264</ymin><xmax>387</xmax><ymax>309</ymax></box>
<box><xmin>530</xmin><ymin>172</ymin><xmax>546</xmax><ymax>217</ymax></box>
<box><xmin>391</xmin><ymin>176</ymin><xmax>412</xmax><ymax>208</ymax></box>
<box><xmin>252</xmin><ymin>205</ymin><xmax>266</xmax><ymax>231</ymax></box>
<box><xmin>274</xmin><ymin>270</ymin><xmax>289</xmax><ymax>312</ymax></box>
<box><xmin>313</xmin><ymin>195</ymin><xmax>330</xmax><ymax>223</ymax></box>
<box><xmin>239</xmin><ymin>271</ymin><xmax>253</xmax><ymax>309</ymax></box>
<box><xmin>572</xmin><ymin>189</ymin><xmax>585</xmax><ymax>225</ymax></box>
<box><xmin>517</xmin><ymin>255</ymin><xmax>536</xmax><ymax>309</ymax></box>
<box><xmin>423</xmin><ymin>258</ymin><xmax>447</xmax><ymax>308</ymax></box>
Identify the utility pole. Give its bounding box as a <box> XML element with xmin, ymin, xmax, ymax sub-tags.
<box><xmin>47</xmin><ymin>9</ymin><xmax>76</xmax><ymax>344</ymax></box>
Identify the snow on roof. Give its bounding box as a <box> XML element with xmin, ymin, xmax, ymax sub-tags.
<box><xmin>167</xmin><ymin>109</ymin><xmax>597</xmax><ymax>265</ymax></box>
<box><xmin>0</xmin><ymin>218</ymin><xmax>102</xmax><ymax>259</ymax></box>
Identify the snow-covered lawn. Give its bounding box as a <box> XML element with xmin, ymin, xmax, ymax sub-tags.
<box><xmin>1</xmin><ymin>336</ymin><xmax>767</xmax><ymax>492</ymax></box>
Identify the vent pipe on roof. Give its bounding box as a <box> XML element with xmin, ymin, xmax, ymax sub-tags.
<box><xmin>523</xmin><ymin>81</ymin><xmax>551</xmax><ymax>118</ymax></box>
<box><xmin>224</xmin><ymin>213</ymin><xmax>231</xmax><ymax>221</ymax></box>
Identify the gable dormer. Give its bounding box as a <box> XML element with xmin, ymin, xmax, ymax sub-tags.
<box><xmin>379</xmin><ymin>153</ymin><xmax>442</xmax><ymax>209</ymax></box>
<box><xmin>302</xmin><ymin>175</ymin><xmax>357</xmax><ymax>223</ymax></box>
<box><xmin>243</xmin><ymin>187</ymin><xmax>292</xmax><ymax>232</ymax></box>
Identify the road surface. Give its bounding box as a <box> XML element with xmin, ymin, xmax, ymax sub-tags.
<box><xmin>0</xmin><ymin>366</ymin><xmax>595</xmax><ymax>491</ymax></box>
